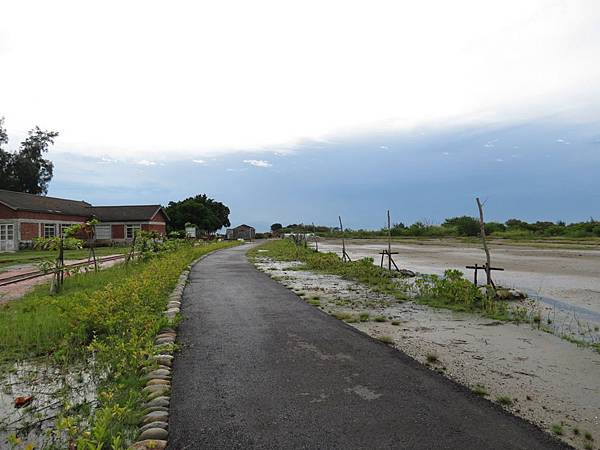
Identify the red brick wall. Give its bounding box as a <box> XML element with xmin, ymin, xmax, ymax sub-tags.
<box><xmin>150</xmin><ymin>210</ymin><xmax>167</xmax><ymax>224</ymax></box>
<box><xmin>0</xmin><ymin>203</ymin><xmax>17</xmax><ymax>219</ymax></box>
<box><xmin>20</xmin><ymin>222</ymin><xmax>40</xmax><ymax>240</ymax></box>
<box><xmin>143</xmin><ymin>224</ymin><xmax>166</xmax><ymax>235</ymax></box>
<box><xmin>112</xmin><ymin>224</ymin><xmax>124</xmax><ymax>239</ymax></box>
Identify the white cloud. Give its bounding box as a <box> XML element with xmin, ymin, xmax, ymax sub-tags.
<box><xmin>1</xmin><ymin>1</ymin><xmax>600</xmax><ymax>159</ymax></box>
<box><xmin>192</xmin><ymin>159</ymin><xmax>206</xmax><ymax>164</ymax></box>
<box><xmin>442</xmin><ymin>151</ymin><xmax>450</xmax><ymax>156</ymax></box>
<box><xmin>380</xmin><ymin>145</ymin><xmax>389</xmax><ymax>150</ymax></box>
<box><xmin>495</xmin><ymin>158</ymin><xmax>504</xmax><ymax>162</ymax></box>
<box><xmin>98</xmin><ymin>156</ymin><xmax>118</xmax><ymax>164</ymax></box>
<box><xmin>556</xmin><ymin>138</ymin><xmax>571</xmax><ymax>144</ymax></box>
<box><xmin>137</xmin><ymin>160</ymin><xmax>157</xmax><ymax>166</ymax></box>
<box><xmin>243</xmin><ymin>159</ymin><xmax>272</xmax><ymax>168</ymax></box>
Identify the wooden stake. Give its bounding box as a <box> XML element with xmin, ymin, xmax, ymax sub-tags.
<box><xmin>339</xmin><ymin>215</ymin><xmax>351</xmax><ymax>262</ymax></box>
<box><xmin>387</xmin><ymin>210</ymin><xmax>392</xmax><ymax>271</ymax></box>
<box><xmin>476</xmin><ymin>197</ymin><xmax>492</xmax><ymax>286</ymax></box>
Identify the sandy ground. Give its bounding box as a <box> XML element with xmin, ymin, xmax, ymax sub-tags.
<box><xmin>318</xmin><ymin>239</ymin><xmax>600</xmax><ymax>325</ymax></box>
<box><xmin>0</xmin><ymin>256</ymin><xmax>124</xmax><ymax>304</ymax></box>
<box><xmin>254</xmin><ymin>256</ymin><xmax>600</xmax><ymax>450</ymax></box>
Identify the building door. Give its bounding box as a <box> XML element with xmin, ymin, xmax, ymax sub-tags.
<box><xmin>0</xmin><ymin>224</ymin><xmax>15</xmax><ymax>252</ymax></box>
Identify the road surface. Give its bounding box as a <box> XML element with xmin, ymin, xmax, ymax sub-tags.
<box><xmin>169</xmin><ymin>244</ymin><xmax>566</xmax><ymax>449</ymax></box>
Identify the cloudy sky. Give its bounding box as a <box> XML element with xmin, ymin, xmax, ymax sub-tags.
<box><xmin>1</xmin><ymin>1</ymin><xmax>600</xmax><ymax>230</ymax></box>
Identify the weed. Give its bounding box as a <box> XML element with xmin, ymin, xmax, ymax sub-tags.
<box><xmin>495</xmin><ymin>395</ymin><xmax>513</xmax><ymax>406</ymax></box>
<box><xmin>0</xmin><ymin>240</ymin><xmax>238</xmax><ymax>447</ymax></box>
<box><xmin>426</xmin><ymin>353</ymin><xmax>439</xmax><ymax>364</ymax></box>
<box><xmin>573</xmin><ymin>428</ymin><xmax>580</xmax><ymax>436</ymax></box>
<box><xmin>379</xmin><ymin>335</ymin><xmax>394</xmax><ymax>344</ymax></box>
<box><xmin>333</xmin><ymin>312</ymin><xmax>354</xmax><ymax>321</ymax></box>
<box><xmin>551</xmin><ymin>424</ymin><xmax>563</xmax><ymax>436</ymax></box>
<box><xmin>584</xmin><ymin>444</ymin><xmax>592</xmax><ymax>450</ymax></box>
<box><xmin>472</xmin><ymin>385</ymin><xmax>488</xmax><ymax>396</ymax></box>
<box><xmin>391</xmin><ymin>320</ymin><xmax>400</xmax><ymax>326</ymax></box>
<box><xmin>584</xmin><ymin>431</ymin><xmax>593</xmax><ymax>441</ymax></box>
<box><xmin>308</xmin><ymin>299</ymin><xmax>321</xmax><ymax>306</ymax></box>
<box><xmin>359</xmin><ymin>312</ymin><xmax>370</xmax><ymax>322</ymax></box>
<box><xmin>374</xmin><ymin>316</ymin><xmax>387</xmax><ymax>323</ymax></box>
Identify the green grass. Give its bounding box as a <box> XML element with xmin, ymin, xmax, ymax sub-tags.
<box><xmin>495</xmin><ymin>395</ymin><xmax>513</xmax><ymax>407</ymax></box>
<box><xmin>378</xmin><ymin>335</ymin><xmax>394</xmax><ymax>344</ymax></box>
<box><xmin>374</xmin><ymin>315</ymin><xmax>387</xmax><ymax>322</ymax></box>
<box><xmin>249</xmin><ymin>239</ymin><xmax>512</xmax><ymax>320</ymax></box>
<box><xmin>425</xmin><ymin>352</ymin><xmax>439</xmax><ymax>364</ymax></box>
<box><xmin>308</xmin><ymin>298</ymin><xmax>321</xmax><ymax>306</ymax></box>
<box><xmin>551</xmin><ymin>424</ymin><xmax>563</xmax><ymax>436</ymax></box>
<box><xmin>472</xmin><ymin>385</ymin><xmax>488</xmax><ymax>396</ymax></box>
<box><xmin>0</xmin><ymin>246</ymin><xmax>128</xmax><ymax>271</ymax></box>
<box><xmin>0</xmin><ymin>240</ymin><xmax>238</xmax><ymax>448</ymax></box>
<box><xmin>359</xmin><ymin>312</ymin><xmax>370</xmax><ymax>322</ymax></box>
<box><xmin>391</xmin><ymin>320</ymin><xmax>400</xmax><ymax>326</ymax></box>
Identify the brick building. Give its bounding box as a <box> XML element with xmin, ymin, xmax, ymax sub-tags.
<box><xmin>0</xmin><ymin>189</ymin><xmax>168</xmax><ymax>252</ymax></box>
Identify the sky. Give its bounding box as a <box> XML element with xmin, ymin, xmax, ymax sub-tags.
<box><xmin>1</xmin><ymin>1</ymin><xmax>600</xmax><ymax>231</ymax></box>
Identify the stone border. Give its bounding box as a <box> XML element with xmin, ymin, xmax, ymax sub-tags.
<box><xmin>128</xmin><ymin>264</ymin><xmax>191</xmax><ymax>450</ymax></box>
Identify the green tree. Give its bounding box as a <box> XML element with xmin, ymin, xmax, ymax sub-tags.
<box><xmin>165</xmin><ymin>194</ymin><xmax>231</xmax><ymax>233</ymax></box>
<box><xmin>270</xmin><ymin>223</ymin><xmax>283</xmax><ymax>232</ymax></box>
<box><xmin>0</xmin><ymin>118</ymin><xmax>57</xmax><ymax>194</ymax></box>
<box><xmin>442</xmin><ymin>216</ymin><xmax>480</xmax><ymax>236</ymax></box>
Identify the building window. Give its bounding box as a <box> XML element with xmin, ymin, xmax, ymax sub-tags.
<box><xmin>0</xmin><ymin>224</ymin><xmax>14</xmax><ymax>241</ymax></box>
<box><xmin>125</xmin><ymin>224</ymin><xmax>141</xmax><ymax>239</ymax></box>
<box><xmin>44</xmin><ymin>224</ymin><xmax>57</xmax><ymax>238</ymax></box>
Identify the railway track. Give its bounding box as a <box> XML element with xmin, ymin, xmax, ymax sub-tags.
<box><xmin>0</xmin><ymin>254</ymin><xmax>128</xmax><ymax>287</ymax></box>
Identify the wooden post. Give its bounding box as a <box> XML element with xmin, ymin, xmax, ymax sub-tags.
<box><xmin>476</xmin><ymin>197</ymin><xmax>492</xmax><ymax>286</ymax></box>
<box><xmin>339</xmin><ymin>215</ymin><xmax>350</xmax><ymax>262</ymax></box>
<box><xmin>387</xmin><ymin>210</ymin><xmax>392</xmax><ymax>271</ymax></box>
<box><xmin>313</xmin><ymin>222</ymin><xmax>318</xmax><ymax>252</ymax></box>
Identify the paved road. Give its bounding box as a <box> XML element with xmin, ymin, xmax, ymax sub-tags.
<box><xmin>169</xmin><ymin>244</ymin><xmax>566</xmax><ymax>449</ymax></box>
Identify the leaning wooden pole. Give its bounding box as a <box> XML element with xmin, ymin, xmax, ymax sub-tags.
<box><xmin>339</xmin><ymin>215</ymin><xmax>348</xmax><ymax>262</ymax></box>
<box><xmin>476</xmin><ymin>197</ymin><xmax>492</xmax><ymax>286</ymax></box>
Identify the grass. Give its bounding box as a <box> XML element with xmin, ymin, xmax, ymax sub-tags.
<box><xmin>308</xmin><ymin>298</ymin><xmax>321</xmax><ymax>306</ymax></box>
<box><xmin>585</xmin><ymin>431</ymin><xmax>594</xmax><ymax>441</ymax></box>
<box><xmin>495</xmin><ymin>395</ymin><xmax>513</xmax><ymax>407</ymax></box>
<box><xmin>425</xmin><ymin>353</ymin><xmax>439</xmax><ymax>364</ymax></box>
<box><xmin>374</xmin><ymin>316</ymin><xmax>387</xmax><ymax>322</ymax></box>
<box><xmin>378</xmin><ymin>335</ymin><xmax>394</xmax><ymax>344</ymax></box>
<box><xmin>0</xmin><ymin>246</ymin><xmax>128</xmax><ymax>271</ymax></box>
<box><xmin>472</xmin><ymin>385</ymin><xmax>488</xmax><ymax>396</ymax></box>
<box><xmin>551</xmin><ymin>424</ymin><xmax>563</xmax><ymax>436</ymax></box>
<box><xmin>0</xmin><ymin>240</ymin><xmax>238</xmax><ymax>448</ymax></box>
<box><xmin>391</xmin><ymin>320</ymin><xmax>400</xmax><ymax>326</ymax></box>
<box><xmin>359</xmin><ymin>312</ymin><xmax>370</xmax><ymax>322</ymax></box>
<box><xmin>249</xmin><ymin>239</ymin><xmax>514</xmax><ymax>320</ymax></box>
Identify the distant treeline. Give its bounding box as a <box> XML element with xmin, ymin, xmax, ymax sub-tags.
<box><xmin>275</xmin><ymin>217</ymin><xmax>600</xmax><ymax>239</ymax></box>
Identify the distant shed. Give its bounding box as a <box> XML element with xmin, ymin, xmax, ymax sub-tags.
<box><xmin>226</xmin><ymin>224</ymin><xmax>256</xmax><ymax>240</ymax></box>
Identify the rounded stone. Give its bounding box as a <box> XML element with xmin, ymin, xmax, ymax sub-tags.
<box><xmin>155</xmin><ymin>337</ymin><xmax>175</xmax><ymax>345</ymax></box>
<box><xmin>159</xmin><ymin>327</ymin><xmax>176</xmax><ymax>334</ymax></box>
<box><xmin>146</xmin><ymin>378</ymin><xmax>170</xmax><ymax>386</ymax></box>
<box><xmin>143</xmin><ymin>385</ymin><xmax>170</xmax><ymax>395</ymax></box>
<box><xmin>153</xmin><ymin>355</ymin><xmax>173</xmax><ymax>366</ymax></box>
<box><xmin>144</xmin><ymin>396</ymin><xmax>170</xmax><ymax>408</ymax></box>
<box><xmin>139</xmin><ymin>421</ymin><xmax>168</xmax><ymax>434</ymax></box>
<box><xmin>145</xmin><ymin>368</ymin><xmax>171</xmax><ymax>378</ymax></box>
<box><xmin>129</xmin><ymin>439</ymin><xmax>167</xmax><ymax>450</ymax></box>
<box><xmin>143</xmin><ymin>406</ymin><xmax>169</xmax><ymax>414</ymax></box>
<box><xmin>139</xmin><ymin>428</ymin><xmax>168</xmax><ymax>441</ymax></box>
<box><xmin>142</xmin><ymin>410</ymin><xmax>169</xmax><ymax>424</ymax></box>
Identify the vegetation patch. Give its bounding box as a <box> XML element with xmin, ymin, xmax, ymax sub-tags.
<box><xmin>0</xmin><ymin>240</ymin><xmax>237</xmax><ymax>448</ymax></box>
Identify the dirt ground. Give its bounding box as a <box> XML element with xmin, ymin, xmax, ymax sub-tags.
<box><xmin>254</xmin><ymin>256</ymin><xmax>600</xmax><ymax>450</ymax></box>
<box><xmin>318</xmin><ymin>239</ymin><xmax>600</xmax><ymax>323</ymax></box>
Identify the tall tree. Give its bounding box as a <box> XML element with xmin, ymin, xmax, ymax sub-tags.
<box><xmin>0</xmin><ymin>118</ymin><xmax>57</xmax><ymax>194</ymax></box>
<box><xmin>165</xmin><ymin>194</ymin><xmax>231</xmax><ymax>233</ymax></box>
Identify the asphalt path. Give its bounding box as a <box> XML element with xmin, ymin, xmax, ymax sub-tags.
<box><xmin>169</xmin><ymin>244</ymin><xmax>567</xmax><ymax>449</ymax></box>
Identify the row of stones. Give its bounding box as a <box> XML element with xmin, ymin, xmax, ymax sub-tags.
<box><xmin>129</xmin><ymin>266</ymin><xmax>191</xmax><ymax>450</ymax></box>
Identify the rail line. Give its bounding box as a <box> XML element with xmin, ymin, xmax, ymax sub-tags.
<box><xmin>0</xmin><ymin>254</ymin><xmax>128</xmax><ymax>287</ymax></box>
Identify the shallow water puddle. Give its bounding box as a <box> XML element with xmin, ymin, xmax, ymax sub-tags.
<box><xmin>0</xmin><ymin>359</ymin><xmax>99</xmax><ymax>448</ymax></box>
